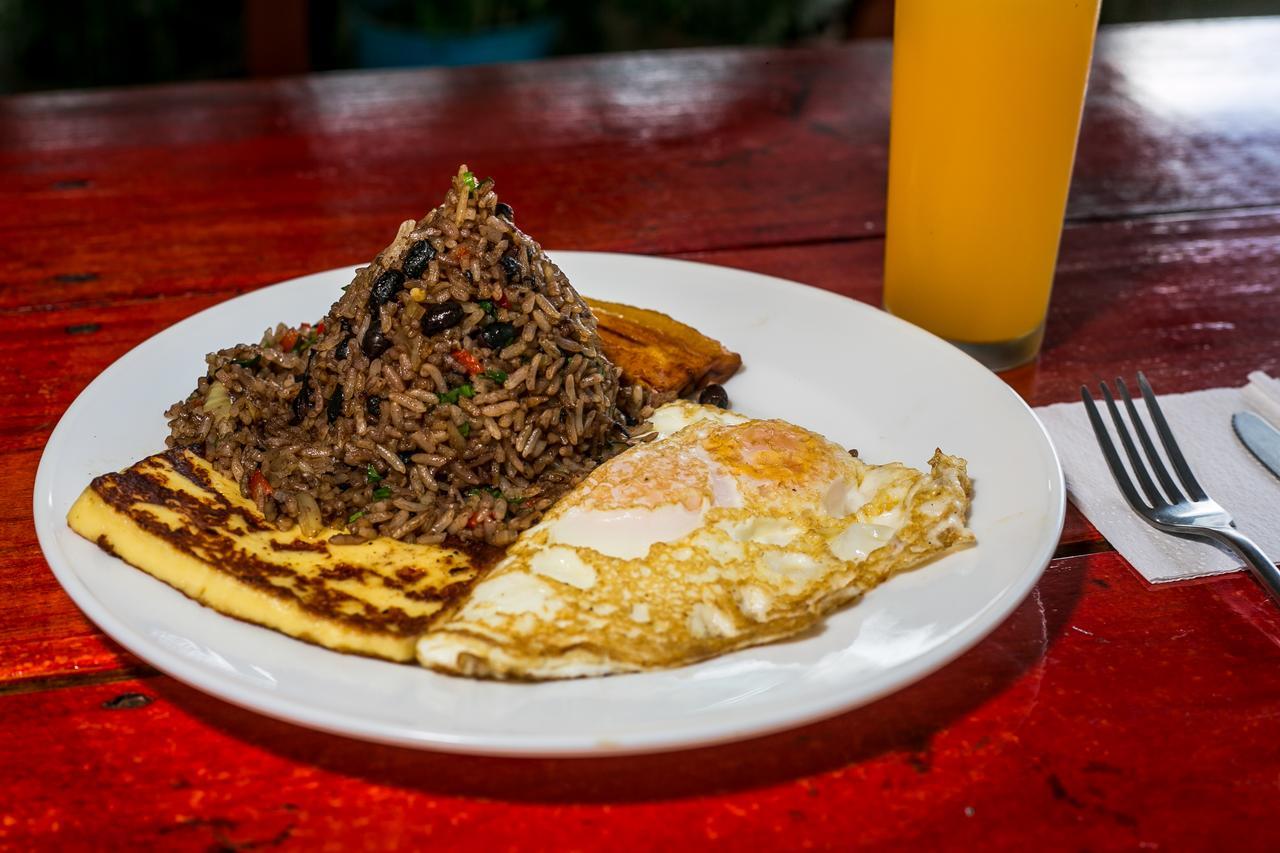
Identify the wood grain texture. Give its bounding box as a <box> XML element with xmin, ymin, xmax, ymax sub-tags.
<box><xmin>1037</xmin><ymin>208</ymin><xmax>1280</xmax><ymax>402</ymax></box>
<box><xmin>0</xmin><ymin>47</ymin><xmax>891</xmax><ymax>314</ymax></box>
<box><xmin>3</xmin><ymin>554</ymin><xmax>1279</xmax><ymax>851</ymax></box>
<box><xmin>1072</xmin><ymin>18</ymin><xmax>1280</xmax><ymax>219</ymax></box>
<box><xmin>4</xmin><ymin>18</ymin><xmax>1280</xmax><ymax>314</ymax></box>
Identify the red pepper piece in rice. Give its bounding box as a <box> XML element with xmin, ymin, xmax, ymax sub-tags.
<box><xmin>451</xmin><ymin>349</ymin><xmax>483</xmax><ymax>376</ymax></box>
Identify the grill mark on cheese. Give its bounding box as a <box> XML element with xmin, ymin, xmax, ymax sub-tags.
<box><xmin>95</xmin><ymin>534</ymin><xmax>120</xmax><ymax>559</ymax></box>
<box><xmin>270</xmin><ymin>539</ymin><xmax>329</xmax><ymax>553</ymax></box>
<box><xmin>93</xmin><ymin>460</ymin><xmax>266</xmax><ymax>534</ymax></box>
<box><xmin>166</xmin><ymin>445</ymin><xmax>220</xmax><ymax>494</ymax></box>
<box><xmin>115</xmin><ymin>503</ymin><xmax>438</xmax><ymax>635</ymax></box>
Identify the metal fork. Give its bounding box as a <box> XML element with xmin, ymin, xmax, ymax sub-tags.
<box><xmin>1082</xmin><ymin>372</ymin><xmax>1280</xmax><ymax>604</ymax></box>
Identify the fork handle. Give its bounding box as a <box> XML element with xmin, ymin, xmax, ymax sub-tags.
<box><xmin>1212</xmin><ymin>527</ymin><xmax>1280</xmax><ymax>605</ymax></box>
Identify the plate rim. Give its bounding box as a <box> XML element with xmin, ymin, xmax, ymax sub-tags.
<box><xmin>33</xmin><ymin>251</ymin><xmax>1065</xmax><ymax>757</ymax></box>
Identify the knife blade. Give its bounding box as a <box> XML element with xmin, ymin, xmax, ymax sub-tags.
<box><xmin>1233</xmin><ymin>411</ymin><xmax>1280</xmax><ymax>480</ymax></box>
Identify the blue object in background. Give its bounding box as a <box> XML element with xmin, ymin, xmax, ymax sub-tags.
<box><xmin>352</xmin><ymin>10</ymin><xmax>560</xmax><ymax>68</ymax></box>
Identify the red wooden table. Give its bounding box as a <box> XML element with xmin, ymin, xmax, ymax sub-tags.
<box><xmin>6</xmin><ymin>17</ymin><xmax>1280</xmax><ymax>850</ymax></box>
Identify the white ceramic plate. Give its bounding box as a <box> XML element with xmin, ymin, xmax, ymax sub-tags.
<box><xmin>34</xmin><ymin>253</ymin><xmax>1063</xmax><ymax>757</ymax></box>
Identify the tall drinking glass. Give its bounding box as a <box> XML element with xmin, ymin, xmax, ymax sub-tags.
<box><xmin>883</xmin><ymin>0</ymin><xmax>1101</xmax><ymax>370</ymax></box>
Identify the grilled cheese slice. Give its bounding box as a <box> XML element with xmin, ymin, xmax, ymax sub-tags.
<box><xmin>67</xmin><ymin>449</ymin><xmax>481</xmax><ymax>661</ymax></box>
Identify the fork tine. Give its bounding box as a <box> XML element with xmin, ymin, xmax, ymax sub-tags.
<box><xmin>1116</xmin><ymin>377</ymin><xmax>1183</xmax><ymax>504</ymax></box>
<box><xmin>1081</xmin><ymin>385</ymin><xmax>1150</xmax><ymax>511</ymax></box>
<box><xmin>1137</xmin><ymin>372</ymin><xmax>1208</xmax><ymax>501</ymax></box>
<box><xmin>1100</xmin><ymin>380</ymin><xmax>1168</xmax><ymax>508</ymax></box>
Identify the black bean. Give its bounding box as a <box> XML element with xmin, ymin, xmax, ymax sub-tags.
<box><xmin>402</xmin><ymin>240</ymin><xmax>437</xmax><ymax>279</ymax></box>
<box><xmin>494</xmin><ymin>202</ymin><xmax>514</xmax><ymax>221</ymax></box>
<box><xmin>397</xmin><ymin>450</ymin><xmax>415</xmax><ymax>466</ymax></box>
<box><xmin>326</xmin><ymin>385</ymin><xmax>344</xmax><ymax>424</ymax></box>
<box><xmin>361</xmin><ymin>323</ymin><xmax>392</xmax><ymax>359</ymax></box>
<box><xmin>335</xmin><ymin>319</ymin><xmax>353</xmax><ymax>359</ymax></box>
<box><xmin>476</xmin><ymin>321</ymin><xmax>516</xmax><ymax>350</ymax></box>
<box><xmin>421</xmin><ymin>300</ymin><xmax>464</xmax><ymax>335</ymax></box>
<box><xmin>499</xmin><ymin>254</ymin><xmax>521</xmax><ymax>279</ymax></box>
<box><xmin>699</xmin><ymin>384</ymin><xmax>729</xmax><ymax>409</ymax></box>
<box><xmin>365</xmin><ymin>396</ymin><xmax>381</xmax><ymax>419</ymax></box>
<box><xmin>368</xmin><ymin>269</ymin><xmax>405</xmax><ymax>308</ymax></box>
<box><xmin>289</xmin><ymin>354</ymin><xmax>316</xmax><ymax>425</ymax></box>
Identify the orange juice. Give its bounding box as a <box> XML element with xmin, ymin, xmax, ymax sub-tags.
<box><xmin>883</xmin><ymin>0</ymin><xmax>1100</xmax><ymax>368</ymax></box>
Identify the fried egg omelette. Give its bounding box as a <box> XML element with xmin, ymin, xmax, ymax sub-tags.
<box><xmin>67</xmin><ymin>449</ymin><xmax>481</xmax><ymax>661</ymax></box>
<box><xmin>417</xmin><ymin>402</ymin><xmax>975</xmax><ymax>679</ymax></box>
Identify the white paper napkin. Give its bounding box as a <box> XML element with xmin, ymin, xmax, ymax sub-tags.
<box><xmin>1034</xmin><ymin>372</ymin><xmax>1280</xmax><ymax>582</ymax></box>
